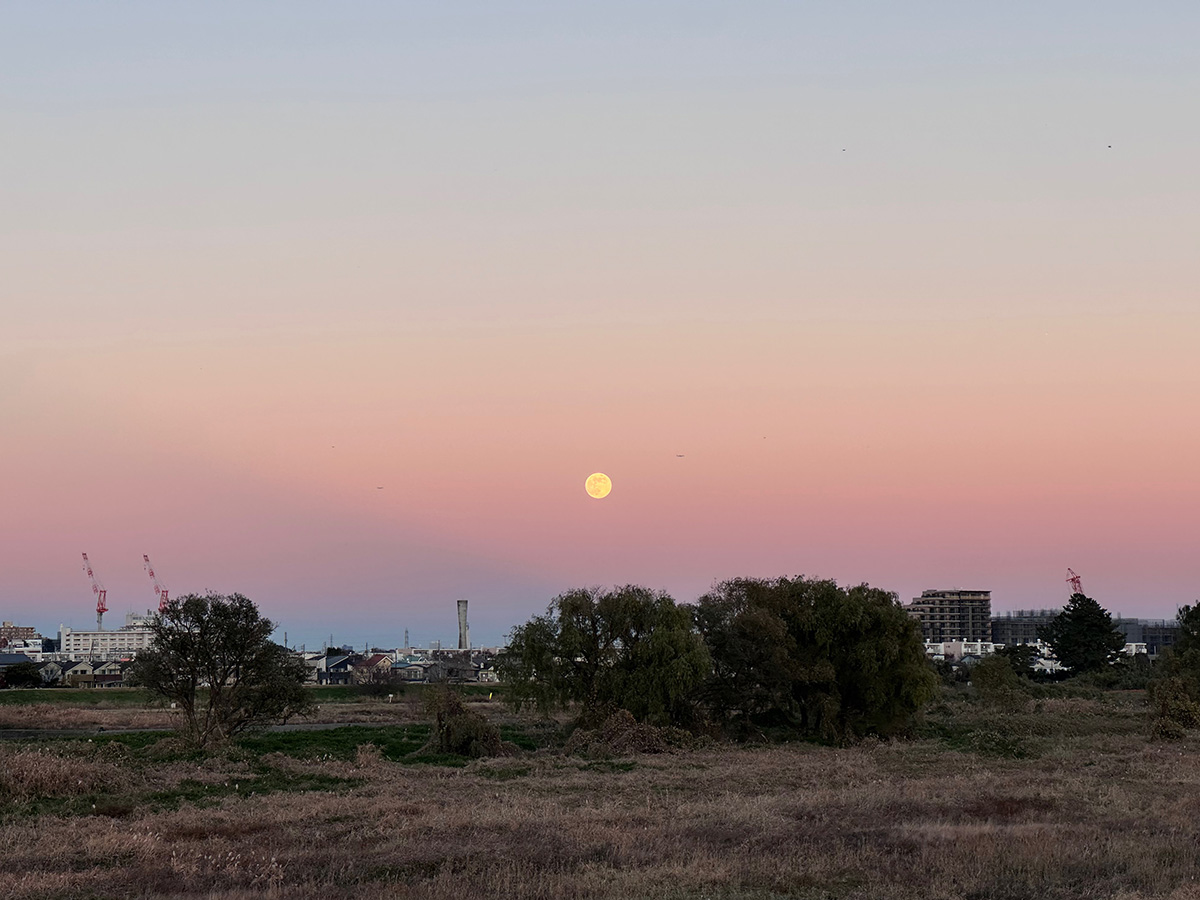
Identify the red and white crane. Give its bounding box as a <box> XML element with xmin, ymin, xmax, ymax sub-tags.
<box><xmin>143</xmin><ymin>554</ymin><xmax>169</xmax><ymax>612</ymax></box>
<box><xmin>81</xmin><ymin>552</ymin><xmax>108</xmax><ymax>630</ymax></box>
<box><xmin>1066</xmin><ymin>567</ymin><xmax>1084</xmax><ymax>596</ymax></box>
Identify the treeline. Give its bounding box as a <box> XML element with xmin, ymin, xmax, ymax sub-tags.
<box><xmin>497</xmin><ymin>577</ymin><xmax>937</xmax><ymax>743</ymax></box>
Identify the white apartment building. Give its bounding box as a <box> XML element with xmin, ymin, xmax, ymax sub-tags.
<box><xmin>58</xmin><ymin>614</ymin><xmax>156</xmax><ymax>659</ymax></box>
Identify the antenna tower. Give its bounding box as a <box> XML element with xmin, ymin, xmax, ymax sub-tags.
<box><xmin>81</xmin><ymin>552</ymin><xmax>108</xmax><ymax>630</ymax></box>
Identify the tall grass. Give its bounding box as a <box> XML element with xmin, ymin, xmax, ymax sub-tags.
<box><xmin>2</xmin><ymin>686</ymin><xmax>1197</xmax><ymax>899</ymax></box>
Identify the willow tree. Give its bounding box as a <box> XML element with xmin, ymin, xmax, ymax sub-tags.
<box><xmin>694</xmin><ymin>576</ymin><xmax>936</xmax><ymax>743</ymax></box>
<box><xmin>498</xmin><ymin>585</ymin><xmax>710</xmax><ymax>728</ymax></box>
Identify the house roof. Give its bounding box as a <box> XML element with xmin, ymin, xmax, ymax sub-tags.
<box><xmin>0</xmin><ymin>653</ymin><xmax>32</xmax><ymax>666</ymax></box>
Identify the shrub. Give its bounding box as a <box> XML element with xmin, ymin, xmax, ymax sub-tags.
<box><xmin>1148</xmin><ymin>677</ymin><xmax>1200</xmax><ymax>740</ymax></box>
<box><xmin>563</xmin><ymin>709</ymin><xmax>696</xmax><ymax>757</ymax></box>
<box><xmin>422</xmin><ymin>688</ymin><xmax>503</xmax><ymax>758</ymax></box>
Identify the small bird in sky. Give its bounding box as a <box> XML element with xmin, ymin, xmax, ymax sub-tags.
<box><xmin>676</xmin><ymin>454</ymin><xmax>685</xmax><ymax>457</ymax></box>
<box><xmin>376</xmin><ymin>486</ymin><xmax>384</xmax><ymax>490</ymax></box>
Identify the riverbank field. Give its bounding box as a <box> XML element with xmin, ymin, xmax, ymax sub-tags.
<box><xmin>2</xmin><ymin>685</ymin><xmax>1199</xmax><ymax>900</ymax></box>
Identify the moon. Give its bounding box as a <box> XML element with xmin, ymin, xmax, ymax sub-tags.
<box><xmin>585</xmin><ymin>472</ymin><xmax>612</xmax><ymax>499</ymax></box>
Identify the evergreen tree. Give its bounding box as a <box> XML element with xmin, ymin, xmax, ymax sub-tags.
<box><xmin>1037</xmin><ymin>593</ymin><xmax>1126</xmax><ymax>674</ymax></box>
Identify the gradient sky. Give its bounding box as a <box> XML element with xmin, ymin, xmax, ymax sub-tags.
<box><xmin>2</xmin><ymin>3</ymin><xmax>1198</xmax><ymax>648</ymax></box>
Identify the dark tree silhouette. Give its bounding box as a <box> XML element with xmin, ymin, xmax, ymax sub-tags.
<box><xmin>498</xmin><ymin>585</ymin><xmax>710</xmax><ymax>728</ymax></box>
<box><xmin>694</xmin><ymin>576</ymin><xmax>936</xmax><ymax>742</ymax></box>
<box><xmin>132</xmin><ymin>593</ymin><xmax>313</xmax><ymax>748</ymax></box>
<box><xmin>1037</xmin><ymin>593</ymin><xmax>1126</xmax><ymax>674</ymax></box>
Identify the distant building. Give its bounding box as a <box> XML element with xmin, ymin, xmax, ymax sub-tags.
<box><xmin>991</xmin><ymin>609</ymin><xmax>1060</xmax><ymax>646</ymax></box>
<box><xmin>1113</xmin><ymin>618</ymin><xmax>1181</xmax><ymax>657</ymax></box>
<box><xmin>0</xmin><ymin>621</ymin><xmax>39</xmax><ymax>647</ymax></box>
<box><xmin>991</xmin><ymin>611</ymin><xmax>1181</xmax><ymax>658</ymax></box>
<box><xmin>58</xmin><ymin>621</ymin><xmax>155</xmax><ymax>660</ymax></box>
<box><xmin>907</xmin><ymin>590</ymin><xmax>992</xmax><ymax>643</ymax></box>
<box><xmin>924</xmin><ymin>640</ymin><xmax>1001</xmax><ymax>663</ymax></box>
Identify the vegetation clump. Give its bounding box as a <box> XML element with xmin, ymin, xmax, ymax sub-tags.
<box><xmin>695</xmin><ymin>576</ymin><xmax>937</xmax><ymax>743</ymax></box>
<box><xmin>563</xmin><ymin>709</ymin><xmax>695</xmax><ymax>757</ymax></box>
<box><xmin>1148</xmin><ymin>677</ymin><xmax>1200</xmax><ymax>740</ymax></box>
<box><xmin>0</xmin><ymin>661</ymin><xmax>44</xmax><ymax>689</ymax></box>
<box><xmin>498</xmin><ymin>585</ymin><xmax>710</xmax><ymax>728</ymax></box>
<box><xmin>1149</xmin><ymin>604</ymin><xmax>1200</xmax><ymax>738</ymax></box>
<box><xmin>131</xmin><ymin>592</ymin><xmax>314</xmax><ymax>749</ymax></box>
<box><xmin>421</xmin><ymin>688</ymin><xmax>504</xmax><ymax>758</ymax></box>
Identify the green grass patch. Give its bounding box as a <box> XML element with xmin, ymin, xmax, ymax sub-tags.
<box><xmin>499</xmin><ymin>725</ymin><xmax>539</xmax><ymax>751</ymax></box>
<box><xmin>145</xmin><ymin>769</ymin><xmax>361</xmax><ymax>810</ymax></box>
<box><xmin>1</xmin><ymin>763</ymin><xmax>362</xmax><ymax>822</ymax></box>
<box><xmin>237</xmin><ymin>725</ymin><xmax>430</xmax><ymax>761</ymax></box>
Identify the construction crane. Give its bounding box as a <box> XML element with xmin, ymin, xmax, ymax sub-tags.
<box><xmin>143</xmin><ymin>554</ymin><xmax>169</xmax><ymax>613</ymax></box>
<box><xmin>81</xmin><ymin>552</ymin><xmax>108</xmax><ymax>630</ymax></box>
<box><xmin>1066</xmin><ymin>567</ymin><xmax>1084</xmax><ymax>596</ymax></box>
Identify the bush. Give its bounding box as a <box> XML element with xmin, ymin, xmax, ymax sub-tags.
<box><xmin>563</xmin><ymin>709</ymin><xmax>696</xmax><ymax>757</ymax></box>
<box><xmin>1148</xmin><ymin>677</ymin><xmax>1200</xmax><ymax>740</ymax></box>
<box><xmin>970</xmin><ymin>656</ymin><xmax>1026</xmax><ymax>711</ymax></box>
<box><xmin>422</xmin><ymin>688</ymin><xmax>503</xmax><ymax>758</ymax></box>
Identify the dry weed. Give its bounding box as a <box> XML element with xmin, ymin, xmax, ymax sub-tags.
<box><xmin>0</xmin><ymin>747</ymin><xmax>127</xmax><ymax>799</ymax></box>
<box><xmin>1</xmin><ymin>692</ymin><xmax>1198</xmax><ymax>899</ymax></box>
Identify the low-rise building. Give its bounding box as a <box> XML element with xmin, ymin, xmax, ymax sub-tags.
<box><xmin>392</xmin><ymin>661</ymin><xmax>431</xmax><ymax>682</ymax></box>
<box><xmin>925</xmin><ymin>640</ymin><xmax>1001</xmax><ymax>662</ymax></box>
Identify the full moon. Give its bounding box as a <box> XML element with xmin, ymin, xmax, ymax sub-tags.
<box><xmin>585</xmin><ymin>472</ymin><xmax>612</xmax><ymax>499</ymax></box>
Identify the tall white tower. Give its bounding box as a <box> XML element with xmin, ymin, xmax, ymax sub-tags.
<box><xmin>457</xmin><ymin>599</ymin><xmax>470</xmax><ymax>651</ymax></box>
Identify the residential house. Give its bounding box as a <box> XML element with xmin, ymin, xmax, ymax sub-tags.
<box><xmin>392</xmin><ymin>661</ymin><xmax>431</xmax><ymax>682</ymax></box>
<box><xmin>320</xmin><ymin>655</ymin><xmax>354</xmax><ymax>685</ymax></box>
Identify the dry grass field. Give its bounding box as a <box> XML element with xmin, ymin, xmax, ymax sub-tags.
<box><xmin>2</xmin><ymin>686</ymin><xmax>1199</xmax><ymax>900</ymax></box>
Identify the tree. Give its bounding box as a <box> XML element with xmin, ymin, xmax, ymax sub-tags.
<box><xmin>1166</xmin><ymin>603</ymin><xmax>1200</xmax><ymax>683</ymax></box>
<box><xmin>995</xmin><ymin>643</ymin><xmax>1038</xmax><ymax>678</ymax></box>
<box><xmin>1037</xmin><ymin>593</ymin><xmax>1126</xmax><ymax>674</ymax></box>
<box><xmin>2</xmin><ymin>661</ymin><xmax>42</xmax><ymax>689</ymax></box>
<box><xmin>1149</xmin><ymin>603</ymin><xmax>1200</xmax><ymax>737</ymax></box>
<box><xmin>694</xmin><ymin>577</ymin><xmax>936</xmax><ymax>742</ymax></box>
<box><xmin>498</xmin><ymin>585</ymin><xmax>710</xmax><ymax>727</ymax></box>
<box><xmin>131</xmin><ymin>593</ymin><xmax>314</xmax><ymax>748</ymax></box>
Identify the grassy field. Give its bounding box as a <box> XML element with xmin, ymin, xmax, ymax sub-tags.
<box><xmin>2</xmin><ymin>686</ymin><xmax>1199</xmax><ymax>899</ymax></box>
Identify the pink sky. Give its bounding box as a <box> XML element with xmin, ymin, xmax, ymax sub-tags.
<box><xmin>3</xmin><ymin>312</ymin><xmax>1196</xmax><ymax>645</ymax></box>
